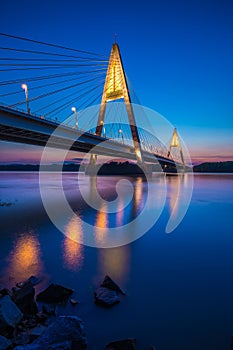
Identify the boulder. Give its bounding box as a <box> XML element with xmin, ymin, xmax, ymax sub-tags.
<box><xmin>70</xmin><ymin>299</ymin><xmax>79</xmax><ymax>306</ymax></box>
<box><xmin>29</xmin><ymin>325</ymin><xmax>47</xmax><ymax>342</ymax></box>
<box><xmin>35</xmin><ymin>311</ymin><xmax>48</xmax><ymax>324</ymax></box>
<box><xmin>45</xmin><ymin>341</ymin><xmax>72</xmax><ymax>349</ymax></box>
<box><xmin>0</xmin><ymin>287</ymin><xmax>11</xmax><ymax>298</ymax></box>
<box><xmin>14</xmin><ymin>316</ymin><xmax>87</xmax><ymax>350</ymax></box>
<box><xmin>42</xmin><ymin>303</ymin><xmax>56</xmax><ymax>315</ymax></box>
<box><xmin>15</xmin><ymin>341</ymin><xmax>72</xmax><ymax>350</ymax></box>
<box><xmin>16</xmin><ymin>276</ymin><xmax>41</xmax><ymax>289</ymax></box>
<box><xmin>13</xmin><ymin>332</ymin><xmax>30</xmax><ymax>346</ymax></box>
<box><xmin>101</xmin><ymin>275</ymin><xmax>126</xmax><ymax>295</ymax></box>
<box><xmin>0</xmin><ymin>295</ymin><xmax>23</xmax><ymax>332</ymax></box>
<box><xmin>0</xmin><ymin>335</ymin><xmax>11</xmax><ymax>350</ymax></box>
<box><xmin>106</xmin><ymin>339</ymin><xmax>136</xmax><ymax>350</ymax></box>
<box><xmin>94</xmin><ymin>287</ymin><xmax>120</xmax><ymax>307</ymax></box>
<box><xmin>12</xmin><ymin>281</ymin><xmax>38</xmax><ymax>315</ymax></box>
<box><xmin>36</xmin><ymin>284</ymin><xmax>73</xmax><ymax>303</ymax></box>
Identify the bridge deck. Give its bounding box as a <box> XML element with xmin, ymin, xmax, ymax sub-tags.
<box><xmin>0</xmin><ymin>105</ymin><xmax>177</xmax><ymax>167</ymax></box>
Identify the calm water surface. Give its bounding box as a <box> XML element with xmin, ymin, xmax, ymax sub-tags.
<box><xmin>0</xmin><ymin>172</ymin><xmax>233</xmax><ymax>350</ymax></box>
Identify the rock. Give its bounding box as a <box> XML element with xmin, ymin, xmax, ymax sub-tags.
<box><xmin>94</xmin><ymin>287</ymin><xmax>120</xmax><ymax>307</ymax></box>
<box><xmin>36</xmin><ymin>284</ymin><xmax>73</xmax><ymax>303</ymax></box>
<box><xmin>70</xmin><ymin>299</ymin><xmax>79</xmax><ymax>306</ymax></box>
<box><xmin>13</xmin><ymin>332</ymin><xmax>30</xmax><ymax>346</ymax></box>
<box><xmin>27</xmin><ymin>276</ymin><xmax>41</xmax><ymax>287</ymax></box>
<box><xmin>14</xmin><ymin>316</ymin><xmax>87</xmax><ymax>350</ymax></box>
<box><xmin>101</xmin><ymin>275</ymin><xmax>126</xmax><ymax>295</ymax></box>
<box><xmin>12</xmin><ymin>281</ymin><xmax>38</xmax><ymax>315</ymax></box>
<box><xmin>17</xmin><ymin>325</ymin><xmax>25</xmax><ymax>332</ymax></box>
<box><xmin>0</xmin><ymin>288</ymin><xmax>11</xmax><ymax>298</ymax></box>
<box><xmin>42</xmin><ymin>304</ymin><xmax>56</xmax><ymax>315</ymax></box>
<box><xmin>29</xmin><ymin>325</ymin><xmax>47</xmax><ymax>342</ymax></box>
<box><xmin>46</xmin><ymin>341</ymin><xmax>72</xmax><ymax>349</ymax></box>
<box><xmin>106</xmin><ymin>339</ymin><xmax>136</xmax><ymax>350</ymax></box>
<box><xmin>0</xmin><ymin>335</ymin><xmax>11</xmax><ymax>350</ymax></box>
<box><xmin>35</xmin><ymin>312</ymin><xmax>48</xmax><ymax>323</ymax></box>
<box><xmin>16</xmin><ymin>276</ymin><xmax>41</xmax><ymax>289</ymax></box>
<box><xmin>0</xmin><ymin>295</ymin><xmax>23</xmax><ymax>332</ymax></box>
<box><xmin>12</xmin><ymin>287</ymin><xmax>20</xmax><ymax>294</ymax></box>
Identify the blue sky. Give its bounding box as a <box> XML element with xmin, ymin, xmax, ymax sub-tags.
<box><xmin>0</xmin><ymin>0</ymin><xmax>232</xmax><ymax>163</ymax></box>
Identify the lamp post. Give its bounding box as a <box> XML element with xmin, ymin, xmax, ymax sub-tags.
<box><xmin>71</xmin><ymin>107</ymin><xmax>78</xmax><ymax>129</ymax></box>
<box><xmin>21</xmin><ymin>83</ymin><xmax>30</xmax><ymax>114</ymax></box>
<box><xmin>100</xmin><ymin>120</ymin><xmax>106</xmax><ymax>138</ymax></box>
<box><xmin>119</xmin><ymin>129</ymin><xmax>124</xmax><ymax>144</ymax></box>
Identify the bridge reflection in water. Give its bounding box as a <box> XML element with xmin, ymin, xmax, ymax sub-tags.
<box><xmin>63</xmin><ymin>215</ymin><xmax>84</xmax><ymax>271</ymax></box>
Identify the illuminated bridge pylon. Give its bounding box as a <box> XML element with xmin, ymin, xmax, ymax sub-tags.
<box><xmin>167</xmin><ymin>127</ymin><xmax>185</xmax><ymax>165</ymax></box>
<box><xmin>89</xmin><ymin>41</ymin><xmax>144</xmax><ymax>166</ymax></box>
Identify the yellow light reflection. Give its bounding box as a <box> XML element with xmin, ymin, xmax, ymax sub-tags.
<box><xmin>116</xmin><ymin>195</ymin><xmax>124</xmax><ymax>226</ymax></box>
<box><xmin>98</xmin><ymin>245</ymin><xmax>130</xmax><ymax>286</ymax></box>
<box><xmin>131</xmin><ymin>177</ymin><xmax>144</xmax><ymax>217</ymax></box>
<box><xmin>134</xmin><ymin>177</ymin><xmax>143</xmax><ymax>207</ymax></box>
<box><xmin>63</xmin><ymin>215</ymin><xmax>84</xmax><ymax>271</ymax></box>
<box><xmin>94</xmin><ymin>203</ymin><xmax>109</xmax><ymax>245</ymax></box>
<box><xmin>167</xmin><ymin>174</ymin><xmax>184</xmax><ymax>218</ymax></box>
<box><xmin>6</xmin><ymin>232</ymin><xmax>42</xmax><ymax>284</ymax></box>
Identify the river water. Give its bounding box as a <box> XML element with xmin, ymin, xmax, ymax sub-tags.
<box><xmin>0</xmin><ymin>172</ymin><xmax>233</xmax><ymax>350</ymax></box>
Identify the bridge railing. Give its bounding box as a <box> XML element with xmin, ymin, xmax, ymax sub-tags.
<box><xmin>0</xmin><ymin>104</ymin><xmax>179</xmax><ymax>163</ymax></box>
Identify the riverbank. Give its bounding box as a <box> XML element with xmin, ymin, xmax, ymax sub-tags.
<box><xmin>0</xmin><ymin>275</ymin><xmax>155</xmax><ymax>349</ymax></box>
<box><xmin>0</xmin><ymin>160</ymin><xmax>232</xmax><ymax>173</ymax></box>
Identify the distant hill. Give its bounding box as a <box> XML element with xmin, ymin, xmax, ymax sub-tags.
<box><xmin>0</xmin><ymin>163</ymin><xmax>80</xmax><ymax>172</ymax></box>
<box><xmin>0</xmin><ymin>161</ymin><xmax>233</xmax><ymax>173</ymax></box>
<box><xmin>193</xmin><ymin>161</ymin><xmax>233</xmax><ymax>173</ymax></box>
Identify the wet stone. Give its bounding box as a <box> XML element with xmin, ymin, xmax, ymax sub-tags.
<box><xmin>13</xmin><ymin>332</ymin><xmax>30</xmax><ymax>346</ymax></box>
<box><xmin>36</xmin><ymin>284</ymin><xmax>73</xmax><ymax>304</ymax></box>
<box><xmin>0</xmin><ymin>335</ymin><xmax>12</xmax><ymax>350</ymax></box>
<box><xmin>16</xmin><ymin>276</ymin><xmax>41</xmax><ymax>289</ymax></box>
<box><xmin>12</xmin><ymin>281</ymin><xmax>38</xmax><ymax>316</ymax></box>
<box><xmin>94</xmin><ymin>287</ymin><xmax>120</xmax><ymax>307</ymax></box>
<box><xmin>106</xmin><ymin>339</ymin><xmax>136</xmax><ymax>350</ymax></box>
<box><xmin>70</xmin><ymin>299</ymin><xmax>79</xmax><ymax>306</ymax></box>
<box><xmin>0</xmin><ymin>295</ymin><xmax>23</xmax><ymax>331</ymax></box>
<box><xmin>29</xmin><ymin>325</ymin><xmax>47</xmax><ymax>342</ymax></box>
<box><xmin>42</xmin><ymin>303</ymin><xmax>56</xmax><ymax>315</ymax></box>
<box><xmin>14</xmin><ymin>316</ymin><xmax>87</xmax><ymax>350</ymax></box>
<box><xmin>101</xmin><ymin>275</ymin><xmax>126</xmax><ymax>295</ymax></box>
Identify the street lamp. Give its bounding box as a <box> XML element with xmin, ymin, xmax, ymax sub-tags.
<box><xmin>71</xmin><ymin>107</ymin><xmax>78</xmax><ymax>129</ymax></box>
<box><xmin>100</xmin><ymin>120</ymin><xmax>106</xmax><ymax>138</ymax></box>
<box><xmin>119</xmin><ymin>129</ymin><xmax>124</xmax><ymax>144</ymax></box>
<box><xmin>21</xmin><ymin>83</ymin><xmax>30</xmax><ymax>114</ymax></box>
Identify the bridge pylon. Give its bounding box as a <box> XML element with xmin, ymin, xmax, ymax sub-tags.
<box><xmin>167</xmin><ymin>128</ymin><xmax>185</xmax><ymax>166</ymax></box>
<box><xmin>89</xmin><ymin>41</ymin><xmax>144</xmax><ymax>169</ymax></box>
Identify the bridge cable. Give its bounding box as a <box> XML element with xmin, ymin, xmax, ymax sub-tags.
<box><xmin>0</xmin><ymin>32</ymin><xmax>107</xmax><ymax>58</ymax></box>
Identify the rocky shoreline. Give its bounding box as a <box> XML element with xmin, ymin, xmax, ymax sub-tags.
<box><xmin>0</xmin><ymin>276</ymin><xmax>156</xmax><ymax>350</ymax></box>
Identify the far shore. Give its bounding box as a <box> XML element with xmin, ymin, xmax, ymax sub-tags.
<box><xmin>0</xmin><ymin>160</ymin><xmax>233</xmax><ymax>173</ymax></box>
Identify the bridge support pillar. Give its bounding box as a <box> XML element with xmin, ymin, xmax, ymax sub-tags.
<box><xmin>89</xmin><ymin>41</ymin><xmax>145</xmax><ymax>169</ymax></box>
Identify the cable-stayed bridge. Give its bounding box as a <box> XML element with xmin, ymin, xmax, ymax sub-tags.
<box><xmin>0</xmin><ymin>32</ymin><xmax>188</xmax><ymax>172</ymax></box>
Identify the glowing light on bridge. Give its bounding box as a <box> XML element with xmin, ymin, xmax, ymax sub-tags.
<box><xmin>71</xmin><ymin>106</ymin><xmax>78</xmax><ymax>129</ymax></box>
<box><xmin>21</xmin><ymin>83</ymin><xmax>30</xmax><ymax>114</ymax></box>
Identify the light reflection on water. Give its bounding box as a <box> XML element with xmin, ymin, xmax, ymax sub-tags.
<box><xmin>97</xmin><ymin>245</ymin><xmax>130</xmax><ymax>286</ymax></box>
<box><xmin>3</xmin><ymin>231</ymin><xmax>43</xmax><ymax>285</ymax></box>
<box><xmin>63</xmin><ymin>215</ymin><xmax>84</xmax><ymax>271</ymax></box>
<box><xmin>0</xmin><ymin>172</ymin><xmax>233</xmax><ymax>350</ymax></box>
